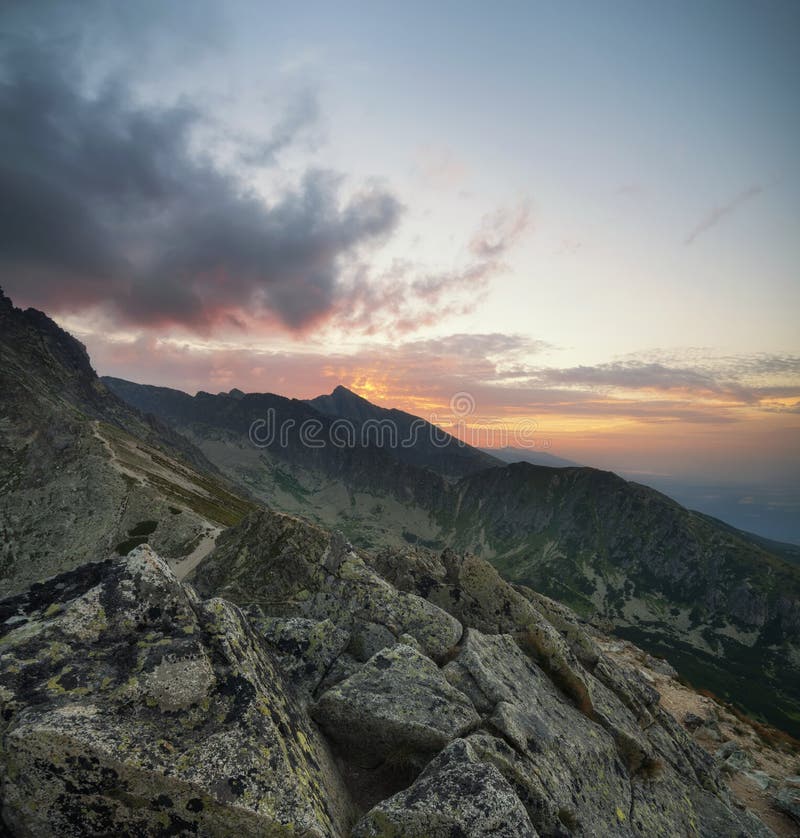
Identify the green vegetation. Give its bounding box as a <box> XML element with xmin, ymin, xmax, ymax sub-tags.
<box><xmin>272</xmin><ymin>467</ymin><xmax>310</xmax><ymax>504</ymax></box>
<box><xmin>115</xmin><ymin>537</ymin><xmax>147</xmax><ymax>555</ymax></box>
<box><xmin>616</xmin><ymin>625</ymin><xmax>800</xmax><ymax>739</ymax></box>
<box><xmin>115</xmin><ymin>520</ymin><xmax>159</xmax><ymax>554</ymax></box>
<box><xmin>127</xmin><ymin>520</ymin><xmax>158</xmax><ymax>538</ymax></box>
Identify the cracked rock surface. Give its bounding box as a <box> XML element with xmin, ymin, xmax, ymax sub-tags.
<box><xmin>312</xmin><ymin>644</ymin><xmax>480</xmax><ymax>761</ymax></box>
<box><xmin>0</xmin><ymin>510</ymin><xmax>776</xmax><ymax>836</ymax></box>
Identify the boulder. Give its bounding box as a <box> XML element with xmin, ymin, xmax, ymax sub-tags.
<box><xmin>312</xmin><ymin>644</ymin><xmax>479</xmax><ymax>764</ymax></box>
<box><xmin>775</xmin><ymin>783</ymin><xmax>800</xmax><ymax>823</ymax></box>
<box><xmin>743</xmin><ymin>770</ymin><xmax>772</xmax><ymax>790</ymax></box>
<box><xmin>0</xmin><ymin>546</ymin><xmax>354</xmax><ymax>836</ymax></box>
<box><xmin>684</xmin><ymin>712</ymin><xmax>705</xmax><ymax>731</ymax></box>
<box><xmin>644</xmin><ymin>653</ymin><xmax>678</xmax><ymax>678</ymax></box>
<box><xmin>351</xmin><ymin>738</ymin><xmax>537</xmax><ymax>837</ymax></box>
<box><xmin>245</xmin><ymin>609</ymin><xmax>350</xmax><ymax>695</ymax></box>
<box><xmin>716</xmin><ymin>741</ymin><xmax>754</xmax><ymax>774</ymax></box>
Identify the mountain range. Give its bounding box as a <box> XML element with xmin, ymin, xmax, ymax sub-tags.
<box><xmin>2</xmin><ymin>288</ymin><xmax>800</xmax><ymax>740</ymax></box>
<box><xmin>101</xmin><ymin>377</ymin><xmax>800</xmax><ymax>736</ymax></box>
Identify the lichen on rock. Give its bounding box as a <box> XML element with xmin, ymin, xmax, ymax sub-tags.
<box><xmin>351</xmin><ymin>738</ymin><xmax>537</xmax><ymax>837</ymax></box>
<box><xmin>312</xmin><ymin>644</ymin><xmax>480</xmax><ymax>763</ymax></box>
<box><xmin>0</xmin><ymin>545</ymin><xmax>354</xmax><ymax>837</ymax></box>
<box><xmin>0</xmin><ymin>510</ymin><xmax>779</xmax><ymax>837</ymax></box>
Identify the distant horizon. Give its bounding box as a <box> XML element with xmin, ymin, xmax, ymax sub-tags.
<box><xmin>97</xmin><ymin>361</ymin><xmax>800</xmax><ymax>546</ymax></box>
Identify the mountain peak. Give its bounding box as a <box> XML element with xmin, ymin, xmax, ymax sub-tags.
<box><xmin>331</xmin><ymin>384</ymin><xmax>366</xmax><ymax>400</ymax></box>
<box><xmin>0</xmin><ymin>288</ymin><xmax>95</xmax><ymax>388</ymax></box>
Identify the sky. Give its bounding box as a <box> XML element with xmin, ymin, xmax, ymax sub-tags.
<box><xmin>1</xmin><ymin>1</ymin><xmax>799</xmax><ymax>540</ymax></box>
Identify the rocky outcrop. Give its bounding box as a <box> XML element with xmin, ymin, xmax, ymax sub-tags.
<box><xmin>0</xmin><ymin>509</ymin><xmax>776</xmax><ymax>836</ymax></box>
<box><xmin>197</xmin><ymin>510</ymin><xmax>771</xmax><ymax>836</ymax></box>
<box><xmin>312</xmin><ymin>644</ymin><xmax>480</xmax><ymax>763</ymax></box>
<box><xmin>0</xmin><ymin>545</ymin><xmax>354</xmax><ymax>836</ymax></box>
<box><xmin>351</xmin><ymin>738</ymin><xmax>536</xmax><ymax>837</ymax></box>
<box><xmin>193</xmin><ymin>519</ymin><xmax>462</xmax><ymax>661</ymax></box>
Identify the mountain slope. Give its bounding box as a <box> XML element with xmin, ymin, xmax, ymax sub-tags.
<box><xmin>484</xmin><ymin>444</ymin><xmax>581</xmax><ymax>469</ymax></box>
<box><xmin>692</xmin><ymin>511</ymin><xmax>800</xmax><ymax>567</ymax></box>
<box><xmin>107</xmin><ymin>374</ymin><xmax>800</xmax><ymax>735</ymax></box>
<box><xmin>103</xmin><ymin>376</ymin><xmax>449</xmax><ymax>549</ymax></box>
<box><xmin>442</xmin><ymin>461</ymin><xmax>800</xmax><ymax>734</ymax></box>
<box><xmin>0</xmin><ymin>290</ymin><xmax>255</xmax><ymax>595</ymax></box>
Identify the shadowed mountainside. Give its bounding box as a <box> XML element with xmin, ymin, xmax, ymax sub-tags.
<box><xmin>308</xmin><ymin>383</ymin><xmax>503</xmax><ymax>477</ymax></box>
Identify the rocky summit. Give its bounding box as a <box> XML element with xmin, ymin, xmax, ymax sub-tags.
<box><xmin>0</xmin><ymin>508</ymin><xmax>776</xmax><ymax>836</ymax></box>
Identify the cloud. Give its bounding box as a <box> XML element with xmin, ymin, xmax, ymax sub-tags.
<box><xmin>535</xmin><ymin>362</ymin><xmax>718</xmax><ymax>391</ymax></box>
<box><xmin>0</xmin><ymin>33</ymin><xmax>529</xmax><ymax>339</ymax></box>
<box><xmin>721</xmin><ymin>353</ymin><xmax>800</xmax><ymax>377</ymax></box>
<box><xmin>684</xmin><ymin>184</ymin><xmax>763</xmax><ymax>245</ymax></box>
<box><xmin>523</xmin><ymin>361</ymin><xmax>757</xmax><ymax>401</ymax></box>
<box><xmin>69</xmin><ymin>313</ymin><xmax>800</xmax><ymax>429</ymax></box>
<box><xmin>238</xmin><ymin>88</ymin><xmax>321</xmax><ymax>167</ymax></box>
<box><xmin>327</xmin><ymin>203</ymin><xmax>531</xmax><ymax>336</ymax></box>
<box><xmin>469</xmin><ymin>204</ymin><xmax>530</xmax><ymax>259</ymax></box>
<box><xmin>0</xmin><ymin>40</ymin><xmax>405</xmax><ymax>333</ymax></box>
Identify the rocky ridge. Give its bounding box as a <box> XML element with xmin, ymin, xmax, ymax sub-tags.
<box><xmin>0</xmin><ymin>507</ymin><xmax>774</xmax><ymax>835</ymax></box>
<box><xmin>104</xmin><ymin>374</ymin><xmax>800</xmax><ymax>736</ymax></box>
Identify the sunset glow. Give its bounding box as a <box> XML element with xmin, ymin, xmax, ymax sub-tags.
<box><xmin>1</xmin><ymin>0</ymin><xmax>798</xmax><ymax>538</ymax></box>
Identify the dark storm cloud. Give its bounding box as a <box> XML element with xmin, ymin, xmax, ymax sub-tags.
<box><xmin>0</xmin><ymin>41</ymin><xmax>401</xmax><ymax>331</ymax></box>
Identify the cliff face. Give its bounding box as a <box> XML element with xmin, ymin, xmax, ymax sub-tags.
<box><xmin>2</xmin><ymin>508</ymin><xmax>769</xmax><ymax>836</ymax></box>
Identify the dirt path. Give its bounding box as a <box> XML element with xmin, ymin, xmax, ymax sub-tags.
<box><xmin>169</xmin><ymin>529</ymin><xmax>220</xmax><ymax>581</ymax></box>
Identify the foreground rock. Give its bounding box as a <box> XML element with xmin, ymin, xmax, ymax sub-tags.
<box><xmin>0</xmin><ymin>545</ymin><xmax>353</xmax><ymax>836</ymax></box>
<box><xmin>0</xmin><ymin>509</ymin><xmax>778</xmax><ymax>836</ymax></box>
<box><xmin>352</xmin><ymin>738</ymin><xmax>536</xmax><ymax>837</ymax></box>
<box><xmin>313</xmin><ymin>644</ymin><xmax>480</xmax><ymax>763</ymax></box>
